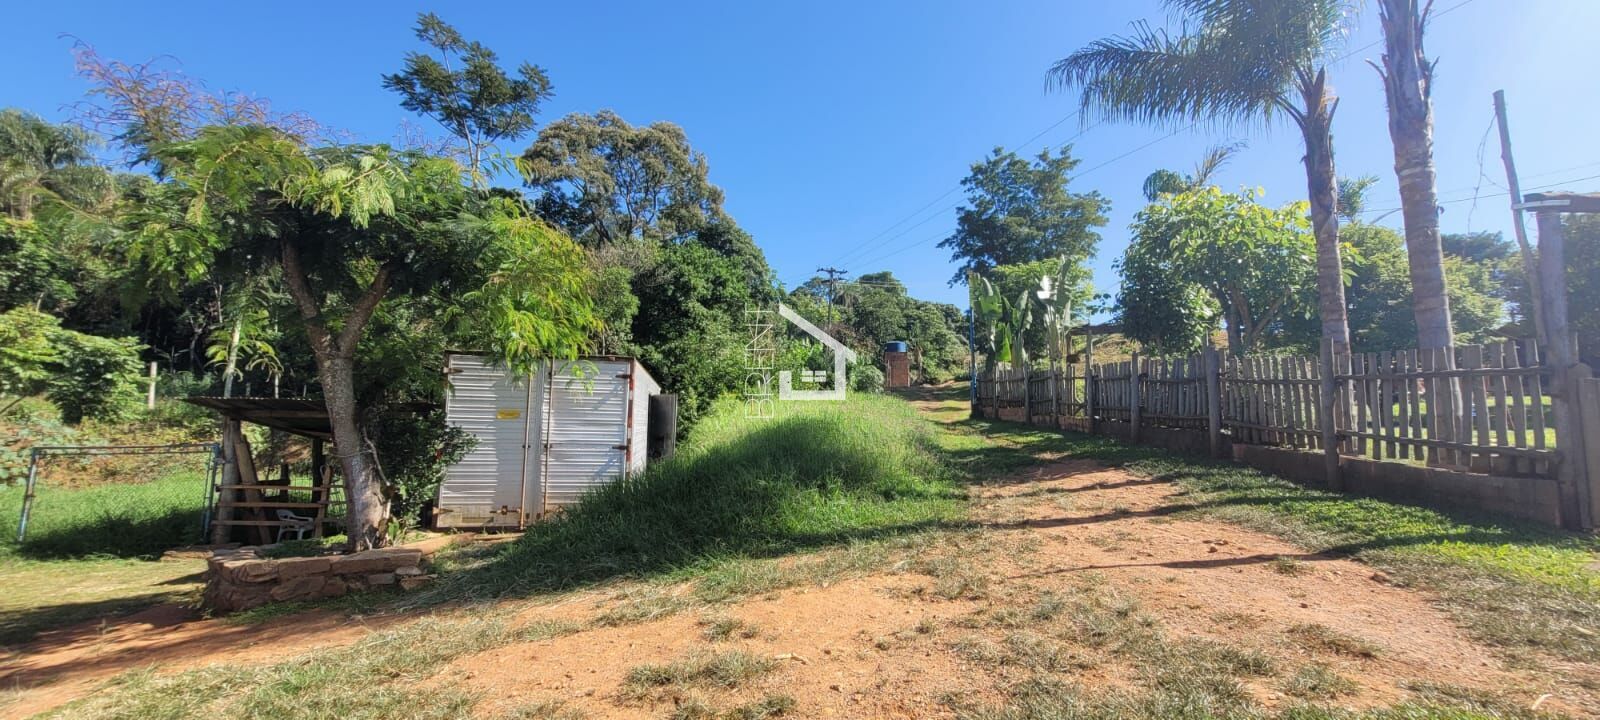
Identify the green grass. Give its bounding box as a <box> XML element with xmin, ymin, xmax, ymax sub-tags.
<box><xmin>0</xmin><ymin>553</ymin><xmax>204</xmax><ymax>648</ymax></box>
<box><xmin>623</xmin><ymin>650</ymin><xmax>777</xmax><ymax>695</ymax></box>
<box><xmin>0</xmin><ymin>469</ymin><xmax>209</xmax><ymax>560</ymax></box>
<box><xmin>0</xmin><ymin>469</ymin><xmax>213</xmax><ymax>647</ymax></box>
<box><xmin>422</xmin><ymin>393</ymin><xmax>965</xmax><ymax>603</ymax></box>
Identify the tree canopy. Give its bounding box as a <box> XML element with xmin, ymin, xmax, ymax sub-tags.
<box><xmin>938</xmin><ymin>146</ymin><xmax>1107</xmax><ymax>286</ymax></box>
<box><xmin>522</xmin><ymin>110</ymin><xmax>726</xmax><ymax>246</ymax></box>
<box><xmin>383</xmin><ymin>12</ymin><xmax>553</xmax><ymax>176</ymax></box>
<box><xmin>1117</xmin><ymin>188</ymin><xmax>1316</xmax><ymax>355</ymax></box>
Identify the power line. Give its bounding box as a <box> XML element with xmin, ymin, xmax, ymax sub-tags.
<box><xmin>831</xmin><ymin>112</ymin><xmax>1089</xmax><ymax>268</ymax></box>
<box><xmin>1355</xmin><ymin>172</ymin><xmax>1600</xmax><ymax>216</ymax></box>
<box><xmin>836</xmin><ymin>120</ymin><xmax>1111</xmax><ymax>270</ymax></box>
<box><xmin>827</xmin><ymin>0</ymin><xmax>1485</xmax><ymax>276</ymax></box>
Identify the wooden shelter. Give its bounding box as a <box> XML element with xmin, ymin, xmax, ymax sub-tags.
<box><xmin>184</xmin><ymin>397</ymin><xmax>340</xmax><ymax>545</ymax></box>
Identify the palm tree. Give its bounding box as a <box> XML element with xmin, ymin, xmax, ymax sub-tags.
<box><xmin>1142</xmin><ymin>142</ymin><xmax>1246</xmax><ymax>201</ymax></box>
<box><xmin>1372</xmin><ymin>0</ymin><xmax>1453</xmax><ymax>351</ymax></box>
<box><xmin>0</xmin><ymin>110</ymin><xmax>112</xmax><ymax>221</ymax></box>
<box><xmin>1048</xmin><ymin>0</ymin><xmax>1354</xmax><ymax>354</ymax></box>
<box><xmin>1336</xmin><ymin>175</ymin><xmax>1379</xmax><ymax>224</ymax></box>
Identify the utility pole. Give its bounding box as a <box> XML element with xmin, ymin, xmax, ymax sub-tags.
<box><xmin>1493</xmin><ymin>90</ymin><xmax>1548</xmax><ymax>348</ymax></box>
<box><xmin>816</xmin><ymin>267</ymin><xmax>847</xmax><ymax>331</ymax></box>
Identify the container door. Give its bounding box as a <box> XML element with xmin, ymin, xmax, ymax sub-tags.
<box><xmin>440</xmin><ymin>354</ymin><xmax>532</xmax><ymax>527</ymax></box>
<box><xmin>540</xmin><ymin>360</ymin><xmax>631</xmax><ymax>508</ymax></box>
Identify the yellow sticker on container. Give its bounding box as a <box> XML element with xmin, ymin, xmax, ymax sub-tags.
<box><xmin>496</xmin><ymin>409</ymin><xmax>522</xmax><ymax>420</ymax></box>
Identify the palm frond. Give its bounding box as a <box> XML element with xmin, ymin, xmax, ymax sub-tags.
<box><xmin>1048</xmin><ymin>0</ymin><xmax>1352</xmax><ymax>131</ymax></box>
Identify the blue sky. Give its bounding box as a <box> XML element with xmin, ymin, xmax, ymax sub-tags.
<box><xmin>6</xmin><ymin>1</ymin><xmax>1599</xmax><ymax>316</ymax></box>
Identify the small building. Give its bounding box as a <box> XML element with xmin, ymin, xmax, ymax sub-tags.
<box><xmin>435</xmin><ymin>354</ymin><xmax>663</xmax><ymax>529</ymax></box>
<box><xmin>884</xmin><ymin>341</ymin><xmax>911</xmax><ymax>388</ymax></box>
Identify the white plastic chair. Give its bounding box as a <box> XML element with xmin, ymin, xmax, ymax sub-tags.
<box><xmin>275</xmin><ymin>509</ymin><xmax>316</xmax><ymax>542</ymax></box>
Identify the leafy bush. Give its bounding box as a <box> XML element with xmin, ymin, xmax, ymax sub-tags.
<box><xmin>47</xmin><ymin>330</ymin><xmax>144</xmax><ymax>424</ymax></box>
<box><xmin>369</xmin><ymin>407</ymin><xmax>474</xmax><ymax>540</ymax></box>
<box><xmin>0</xmin><ymin>307</ymin><xmax>145</xmax><ymax>425</ymax></box>
<box><xmin>848</xmin><ymin>362</ymin><xmax>884</xmax><ymax>393</ymax></box>
<box><xmin>0</xmin><ymin>307</ymin><xmax>61</xmax><ymax>402</ymax></box>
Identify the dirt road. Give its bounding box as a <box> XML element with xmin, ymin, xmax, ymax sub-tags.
<box><xmin>4</xmin><ymin>392</ymin><xmax>1594</xmax><ymax>718</ymax></box>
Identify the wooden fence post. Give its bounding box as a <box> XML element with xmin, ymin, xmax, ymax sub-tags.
<box><xmin>1205</xmin><ymin>347</ymin><xmax>1223</xmax><ymax>457</ymax></box>
<box><xmin>146</xmin><ymin>361</ymin><xmax>158</xmax><ymax>410</ymax></box>
<box><xmin>1022</xmin><ymin>363</ymin><xmax>1032</xmax><ymax>425</ymax></box>
<box><xmin>211</xmin><ymin>419</ymin><xmax>240</xmax><ymax>545</ymax></box>
<box><xmin>1085</xmin><ymin>332</ymin><xmax>1097</xmax><ymax>434</ymax></box>
<box><xmin>1577</xmin><ymin>374</ymin><xmax>1600</xmax><ymax>530</ymax></box>
<box><xmin>1129</xmin><ymin>352</ymin><xmax>1143</xmax><ymax>444</ymax></box>
<box><xmin>1050</xmin><ymin>365</ymin><xmax>1061</xmax><ymax>429</ymax></box>
<box><xmin>1319</xmin><ymin>340</ymin><xmax>1342</xmax><ymax>490</ymax></box>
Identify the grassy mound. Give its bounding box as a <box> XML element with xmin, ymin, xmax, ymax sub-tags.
<box><xmin>431</xmin><ymin>393</ymin><xmax>965</xmax><ymax>600</ymax></box>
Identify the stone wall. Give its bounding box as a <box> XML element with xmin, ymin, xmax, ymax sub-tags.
<box><xmin>204</xmin><ymin>545</ymin><xmax>431</xmax><ymax>614</ymax></box>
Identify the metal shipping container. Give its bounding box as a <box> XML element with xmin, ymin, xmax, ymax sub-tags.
<box><xmin>436</xmin><ymin>354</ymin><xmax>662</xmax><ymax>528</ymax></box>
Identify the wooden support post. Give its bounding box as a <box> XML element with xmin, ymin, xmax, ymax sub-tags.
<box><xmin>211</xmin><ymin>420</ymin><xmax>240</xmax><ymax>545</ymax></box>
<box><xmin>1205</xmin><ymin>346</ymin><xmax>1224</xmax><ymax>458</ymax></box>
<box><xmin>1085</xmin><ymin>331</ymin><xmax>1097</xmax><ymax>433</ymax></box>
<box><xmin>1320</xmin><ymin>340</ymin><xmax>1342</xmax><ymax>490</ymax></box>
<box><xmin>1050</xmin><ymin>365</ymin><xmax>1061</xmax><ymax>429</ymax></box>
<box><xmin>1578</xmin><ymin>375</ymin><xmax>1600</xmax><ymax>530</ymax></box>
<box><xmin>1129</xmin><ymin>352</ymin><xmax>1143</xmax><ymax>444</ymax></box>
<box><xmin>1021</xmin><ymin>361</ymin><xmax>1031</xmax><ymax>425</ymax></box>
<box><xmin>1533</xmin><ymin>209</ymin><xmax>1588</xmax><ymax>529</ymax></box>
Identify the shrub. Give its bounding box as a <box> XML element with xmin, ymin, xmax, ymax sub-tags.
<box><xmin>368</xmin><ymin>407</ymin><xmax>474</xmax><ymax>540</ymax></box>
<box><xmin>0</xmin><ymin>307</ymin><xmax>61</xmax><ymax>403</ymax></box>
<box><xmin>1</xmin><ymin>307</ymin><xmax>145</xmax><ymax>425</ymax></box>
<box><xmin>47</xmin><ymin>330</ymin><xmax>144</xmax><ymax>424</ymax></box>
<box><xmin>849</xmin><ymin>362</ymin><xmax>884</xmax><ymax>393</ymax></box>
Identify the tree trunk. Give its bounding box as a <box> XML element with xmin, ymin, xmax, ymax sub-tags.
<box><xmin>1377</xmin><ymin>0</ymin><xmax>1454</xmax><ymax>351</ymax></box>
<box><xmin>316</xmin><ymin>355</ymin><xmax>389</xmax><ymax>551</ymax></box>
<box><xmin>221</xmin><ymin>317</ymin><xmax>243</xmax><ymax>398</ymax></box>
<box><xmin>280</xmin><ymin>241</ymin><xmax>395</xmax><ymax>551</ymax></box>
<box><xmin>1297</xmin><ymin>71</ymin><xmax>1353</xmax><ymax>357</ymax></box>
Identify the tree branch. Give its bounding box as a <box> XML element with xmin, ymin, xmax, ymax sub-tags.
<box><xmin>334</xmin><ymin>261</ymin><xmax>396</xmax><ymax>357</ymax></box>
<box><xmin>280</xmin><ymin>240</ymin><xmax>335</xmax><ymax>358</ymax></box>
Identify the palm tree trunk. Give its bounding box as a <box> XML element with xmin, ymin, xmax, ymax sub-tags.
<box><xmin>1377</xmin><ymin>0</ymin><xmax>1454</xmax><ymax>351</ymax></box>
<box><xmin>1296</xmin><ymin>71</ymin><xmax>1352</xmax><ymax>357</ymax></box>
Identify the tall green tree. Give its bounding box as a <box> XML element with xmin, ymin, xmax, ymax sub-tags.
<box><xmin>938</xmin><ymin>147</ymin><xmax>1107</xmax><ymax>286</ymax></box>
<box><xmin>522</xmin><ymin>110</ymin><xmax>726</xmax><ymax>246</ymax></box>
<box><xmin>1049</xmin><ymin>0</ymin><xmax>1355</xmax><ymax>354</ymax></box>
<box><xmin>1118</xmin><ymin>188</ymin><xmax>1316</xmax><ymax>355</ymax></box>
<box><xmin>383</xmin><ymin>12</ymin><xmax>554</xmax><ymax>180</ymax></box>
<box><xmin>132</xmin><ymin>125</ymin><xmax>598</xmax><ymax>549</ymax></box>
<box><xmin>1344</xmin><ymin>223</ymin><xmax>1503</xmax><ymax>352</ymax></box>
<box><xmin>1373</xmin><ymin>0</ymin><xmax>1454</xmax><ymax>351</ymax></box>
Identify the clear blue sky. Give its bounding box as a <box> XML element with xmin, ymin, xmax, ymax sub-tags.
<box><xmin>6</xmin><ymin>1</ymin><xmax>1598</xmax><ymax>316</ymax></box>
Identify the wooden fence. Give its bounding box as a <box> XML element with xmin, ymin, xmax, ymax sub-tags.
<box><xmin>974</xmin><ymin>338</ymin><xmax>1599</xmax><ymax>529</ymax></box>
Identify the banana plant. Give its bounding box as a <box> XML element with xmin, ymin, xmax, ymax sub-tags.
<box><xmin>1036</xmin><ymin>255</ymin><xmax>1078</xmax><ymax>368</ymax></box>
<box><xmin>968</xmin><ymin>271</ymin><xmax>1008</xmax><ymax>370</ymax></box>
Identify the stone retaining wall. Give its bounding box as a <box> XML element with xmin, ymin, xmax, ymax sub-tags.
<box><xmin>204</xmin><ymin>545</ymin><xmax>431</xmax><ymax>613</ymax></box>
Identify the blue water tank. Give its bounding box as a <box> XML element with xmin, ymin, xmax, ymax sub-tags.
<box><xmin>884</xmin><ymin>341</ymin><xmax>909</xmax><ymax>353</ymax></box>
